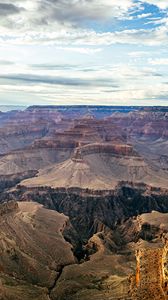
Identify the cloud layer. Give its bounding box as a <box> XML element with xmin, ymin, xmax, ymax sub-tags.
<box><xmin>0</xmin><ymin>0</ymin><xmax>167</xmax><ymax>106</ymax></box>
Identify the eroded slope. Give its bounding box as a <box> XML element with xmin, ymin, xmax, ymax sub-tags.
<box><xmin>0</xmin><ymin>201</ymin><xmax>75</xmax><ymax>300</ymax></box>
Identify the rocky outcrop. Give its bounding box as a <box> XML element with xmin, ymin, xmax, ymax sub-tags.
<box><xmin>133</xmin><ymin>248</ymin><xmax>166</xmax><ymax>300</ymax></box>
<box><xmin>21</xmin><ymin>148</ymin><xmax>168</xmax><ymax>189</ymax></box>
<box><xmin>73</xmin><ymin>143</ymin><xmax>139</xmax><ymax>160</ymax></box>
<box><xmin>0</xmin><ymin>170</ymin><xmax>38</xmax><ymax>192</ymax></box>
<box><xmin>0</xmin><ymin>200</ymin><xmax>18</xmax><ymax>216</ymax></box>
<box><xmin>130</xmin><ymin>237</ymin><xmax>168</xmax><ymax>299</ymax></box>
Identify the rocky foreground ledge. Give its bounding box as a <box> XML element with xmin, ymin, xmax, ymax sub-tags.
<box><xmin>2</xmin><ymin>200</ymin><xmax>168</xmax><ymax>299</ymax></box>
<box><xmin>0</xmin><ymin>201</ymin><xmax>76</xmax><ymax>300</ymax></box>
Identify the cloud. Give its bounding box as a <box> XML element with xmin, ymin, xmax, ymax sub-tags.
<box><xmin>143</xmin><ymin>0</ymin><xmax>168</xmax><ymax>9</ymax></box>
<box><xmin>0</xmin><ymin>0</ymin><xmax>136</xmax><ymax>32</ymax></box>
<box><xmin>136</xmin><ymin>13</ymin><xmax>152</xmax><ymax>19</ymax></box>
<box><xmin>0</xmin><ymin>0</ymin><xmax>165</xmax><ymax>32</ymax></box>
<box><xmin>31</xmin><ymin>63</ymin><xmax>79</xmax><ymax>70</ymax></box>
<box><xmin>0</xmin><ymin>66</ymin><xmax>167</xmax><ymax>106</ymax></box>
<box><xmin>0</xmin><ymin>73</ymin><xmax>119</xmax><ymax>88</ymax></box>
<box><xmin>0</xmin><ymin>1</ymin><xmax>167</xmax><ymax>47</ymax></box>
<box><xmin>55</xmin><ymin>46</ymin><xmax>102</xmax><ymax>54</ymax></box>
<box><xmin>0</xmin><ymin>3</ymin><xmax>21</xmax><ymax>16</ymax></box>
<box><xmin>128</xmin><ymin>51</ymin><xmax>149</xmax><ymax>57</ymax></box>
<box><xmin>149</xmin><ymin>58</ymin><xmax>168</xmax><ymax>65</ymax></box>
<box><xmin>0</xmin><ymin>60</ymin><xmax>14</xmax><ymax>65</ymax></box>
<box><xmin>0</xmin><ymin>26</ymin><xmax>167</xmax><ymax>46</ymax></box>
<box><xmin>125</xmin><ymin>12</ymin><xmax>152</xmax><ymax>20</ymax></box>
<box><xmin>33</xmin><ymin>0</ymin><xmax>135</xmax><ymax>26</ymax></box>
<box><xmin>0</xmin><ymin>1</ymin><xmax>167</xmax><ymax>106</ymax></box>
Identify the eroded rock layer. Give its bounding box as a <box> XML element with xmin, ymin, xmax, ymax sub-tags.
<box><xmin>0</xmin><ymin>106</ymin><xmax>168</xmax><ymax>300</ymax></box>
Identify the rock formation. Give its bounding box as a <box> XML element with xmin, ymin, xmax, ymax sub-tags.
<box><xmin>0</xmin><ymin>106</ymin><xmax>168</xmax><ymax>299</ymax></box>
<box><xmin>0</xmin><ymin>201</ymin><xmax>76</xmax><ymax>300</ymax></box>
<box><xmin>133</xmin><ymin>248</ymin><xmax>166</xmax><ymax>299</ymax></box>
<box><xmin>0</xmin><ymin>200</ymin><xmax>18</xmax><ymax>216</ymax></box>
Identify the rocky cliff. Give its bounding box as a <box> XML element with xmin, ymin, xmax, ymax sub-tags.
<box><xmin>1</xmin><ymin>184</ymin><xmax>168</xmax><ymax>241</ymax></box>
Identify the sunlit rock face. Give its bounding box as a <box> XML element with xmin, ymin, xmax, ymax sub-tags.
<box><xmin>129</xmin><ymin>212</ymin><xmax>168</xmax><ymax>300</ymax></box>
<box><xmin>133</xmin><ymin>248</ymin><xmax>166</xmax><ymax>300</ymax></box>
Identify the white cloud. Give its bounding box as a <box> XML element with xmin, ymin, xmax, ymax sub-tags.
<box><xmin>0</xmin><ymin>0</ymin><xmax>167</xmax><ymax>106</ymax></box>
<box><xmin>56</xmin><ymin>47</ymin><xmax>102</xmax><ymax>55</ymax></box>
<box><xmin>0</xmin><ymin>61</ymin><xmax>167</xmax><ymax>106</ymax></box>
<box><xmin>137</xmin><ymin>13</ymin><xmax>152</xmax><ymax>19</ymax></box>
<box><xmin>128</xmin><ymin>51</ymin><xmax>148</xmax><ymax>57</ymax></box>
<box><xmin>126</xmin><ymin>12</ymin><xmax>152</xmax><ymax>20</ymax></box>
<box><xmin>0</xmin><ymin>25</ymin><xmax>168</xmax><ymax>47</ymax></box>
<box><xmin>144</xmin><ymin>0</ymin><xmax>168</xmax><ymax>9</ymax></box>
<box><xmin>0</xmin><ymin>1</ymin><xmax>168</xmax><ymax>48</ymax></box>
<box><xmin>149</xmin><ymin>58</ymin><xmax>168</xmax><ymax>65</ymax></box>
<box><xmin>0</xmin><ymin>0</ymin><xmax>136</xmax><ymax>30</ymax></box>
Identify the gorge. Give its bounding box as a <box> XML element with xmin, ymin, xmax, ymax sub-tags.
<box><xmin>0</xmin><ymin>106</ymin><xmax>168</xmax><ymax>300</ymax></box>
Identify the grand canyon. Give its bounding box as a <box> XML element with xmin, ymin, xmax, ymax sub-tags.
<box><xmin>0</xmin><ymin>105</ymin><xmax>168</xmax><ymax>300</ymax></box>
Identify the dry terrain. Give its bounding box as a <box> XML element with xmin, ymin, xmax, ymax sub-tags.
<box><xmin>0</xmin><ymin>106</ymin><xmax>168</xmax><ymax>299</ymax></box>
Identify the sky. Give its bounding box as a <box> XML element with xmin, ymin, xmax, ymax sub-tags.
<box><xmin>0</xmin><ymin>0</ymin><xmax>168</xmax><ymax>106</ymax></box>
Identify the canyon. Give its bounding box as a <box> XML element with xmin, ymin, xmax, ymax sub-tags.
<box><xmin>0</xmin><ymin>106</ymin><xmax>168</xmax><ymax>299</ymax></box>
